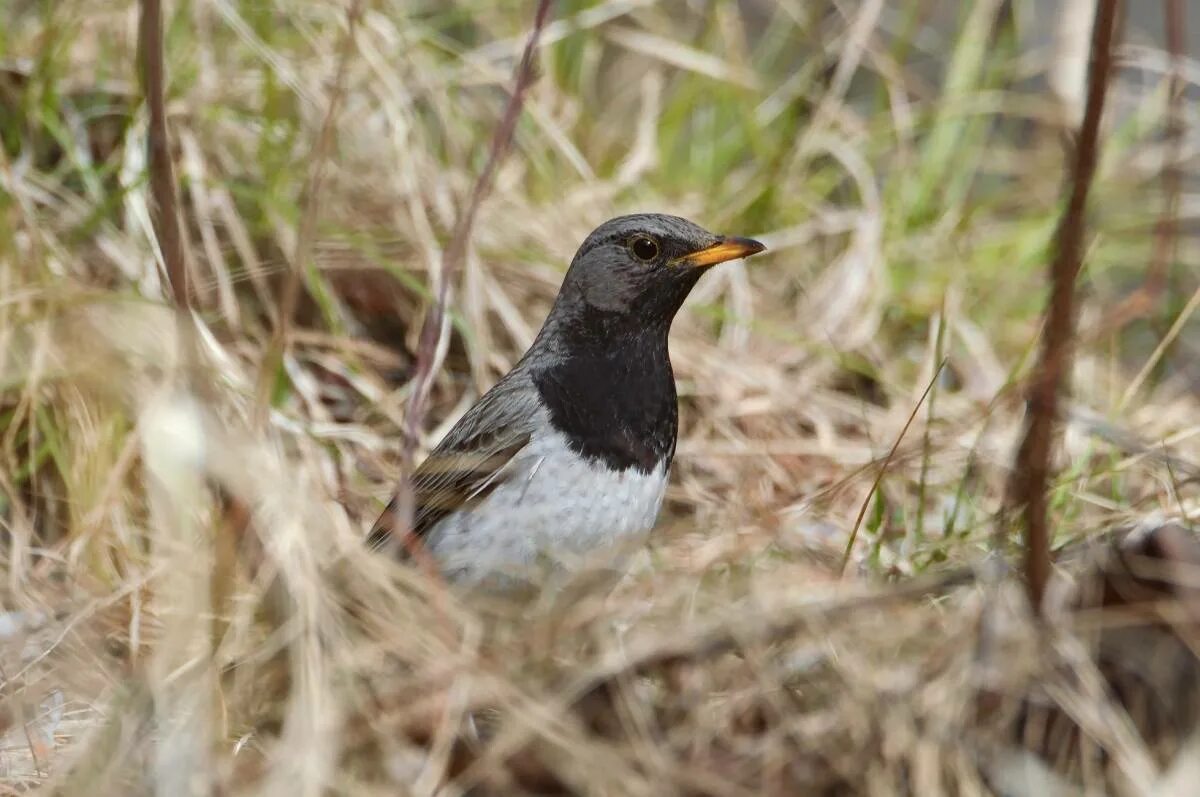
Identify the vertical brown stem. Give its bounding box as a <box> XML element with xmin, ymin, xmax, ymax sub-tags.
<box><xmin>1008</xmin><ymin>0</ymin><xmax>1121</xmax><ymax>613</ymax></box>
<box><xmin>139</xmin><ymin>0</ymin><xmax>190</xmax><ymax>313</ymax></box>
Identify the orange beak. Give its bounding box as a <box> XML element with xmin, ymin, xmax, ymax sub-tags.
<box><xmin>674</xmin><ymin>236</ymin><xmax>767</xmax><ymax>268</ymax></box>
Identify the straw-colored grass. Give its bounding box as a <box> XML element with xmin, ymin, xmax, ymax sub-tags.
<box><xmin>1</xmin><ymin>1</ymin><xmax>1198</xmax><ymax>794</ymax></box>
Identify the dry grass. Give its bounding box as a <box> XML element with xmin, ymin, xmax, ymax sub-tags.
<box><xmin>1</xmin><ymin>0</ymin><xmax>1199</xmax><ymax>794</ymax></box>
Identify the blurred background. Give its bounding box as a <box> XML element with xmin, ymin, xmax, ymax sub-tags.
<box><xmin>1</xmin><ymin>0</ymin><xmax>1198</xmax><ymax>793</ymax></box>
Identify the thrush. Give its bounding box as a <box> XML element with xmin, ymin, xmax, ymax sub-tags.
<box><xmin>369</xmin><ymin>213</ymin><xmax>766</xmax><ymax>584</ymax></box>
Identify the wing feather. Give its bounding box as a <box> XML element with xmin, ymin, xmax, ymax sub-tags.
<box><xmin>368</xmin><ymin>373</ymin><xmax>541</xmax><ymax>553</ymax></box>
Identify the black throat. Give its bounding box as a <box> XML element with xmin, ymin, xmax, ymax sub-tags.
<box><xmin>531</xmin><ymin>321</ymin><xmax>678</xmax><ymax>475</ymax></box>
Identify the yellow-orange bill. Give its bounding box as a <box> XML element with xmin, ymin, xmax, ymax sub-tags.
<box><xmin>675</xmin><ymin>236</ymin><xmax>767</xmax><ymax>268</ymax></box>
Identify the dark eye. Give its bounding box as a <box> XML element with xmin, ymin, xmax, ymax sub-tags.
<box><xmin>629</xmin><ymin>235</ymin><xmax>660</xmax><ymax>262</ymax></box>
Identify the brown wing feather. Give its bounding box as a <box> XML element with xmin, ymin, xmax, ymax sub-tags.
<box><xmin>368</xmin><ymin>373</ymin><xmax>540</xmax><ymax>554</ymax></box>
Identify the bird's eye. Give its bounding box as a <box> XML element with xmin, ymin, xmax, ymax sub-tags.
<box><xmin>629</xmin><ymin>235</ymin><xmax>660</xmax><ymax>262</ymax></box>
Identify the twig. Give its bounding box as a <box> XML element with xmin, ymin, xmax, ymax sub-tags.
<box><xmin>138</xmin><ymin>0</ymin><xmax>190</xmax><ymax>313</ymax></box>
<box><xmin>255</xmin><ymin>0</ymin><xmax>365</xmax><ymax>421</ymax></box>
<box><xmin>383</xmin><ymin>0</ymin><xmax>554</xmax><ymax>537</ymax></box>
<box><xmin>1007</xmin><ymin>0</ymin><xmax>1120</xmax><ymax>615</ymax></box>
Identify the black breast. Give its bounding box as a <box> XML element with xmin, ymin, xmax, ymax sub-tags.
<box><xmin>532</xmin><ymin>333</ymin><xmax>678</xmax><ymax>474</ymax></box>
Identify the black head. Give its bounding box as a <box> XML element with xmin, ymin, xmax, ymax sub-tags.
<box><xmin>545</xmin><ymin>213</ymin><xmax>766</xmax><ymax>346</ymax></box>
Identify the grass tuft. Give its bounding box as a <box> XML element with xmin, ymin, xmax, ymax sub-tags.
<box><xmin>1</xmin><ymin>0</ymin><xmax>1198</xmax><ymax>793</ymax></box>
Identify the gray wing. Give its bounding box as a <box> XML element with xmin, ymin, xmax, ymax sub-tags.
<box><xmin>368</xmin><ymin>372</ymin><xmax>542</xmax><ymax>552</ymax></box>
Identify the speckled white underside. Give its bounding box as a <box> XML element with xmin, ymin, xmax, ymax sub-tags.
<box><xmin>424</xmin><ymin>429</ymin><xmax>668</xmax><ymax>585</ymax></box>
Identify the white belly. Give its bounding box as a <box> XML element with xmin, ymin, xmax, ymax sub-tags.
<box><xmin>424</xmin><ymin>429</ymin><xmax>669</xmax><ymax>585</ymax></box>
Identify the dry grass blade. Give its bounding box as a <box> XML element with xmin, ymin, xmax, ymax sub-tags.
<box><xmin>839</xmin><ymin>358</ymin><xmax>948</xmax><ymax>575</ymax></box>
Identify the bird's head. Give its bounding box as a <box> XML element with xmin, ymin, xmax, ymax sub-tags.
<box><xmin>548</xmin><ymin>213</ymin><xmax>766</xmax><ymax>344</ymax></box>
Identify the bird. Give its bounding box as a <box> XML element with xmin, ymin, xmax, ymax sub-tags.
<box><xmin>369</xmin><ymin>213</ymin><xmax>766</xmax><ymax>586</ymax></box>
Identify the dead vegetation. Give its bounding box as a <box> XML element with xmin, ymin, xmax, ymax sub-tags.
<box><xmin>1</xmin><ymin>0</ymin><xmax>1199</xmax><ymax>794</ymax></box>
